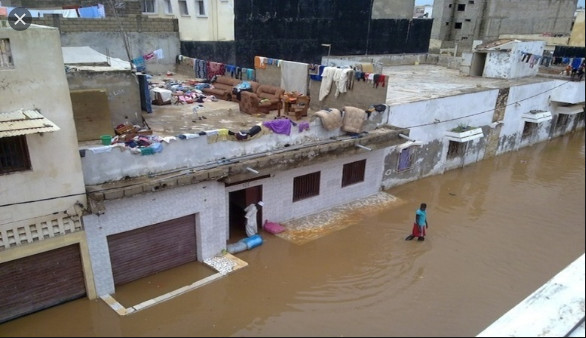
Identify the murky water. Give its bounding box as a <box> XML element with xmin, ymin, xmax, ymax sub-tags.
<box><xmin>1</xmin><ymin>131</ymin><xmax>584</xmax><ymax>337</ymax></box>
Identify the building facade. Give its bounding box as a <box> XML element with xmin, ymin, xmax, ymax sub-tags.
<box><xmin>429</xmin><ymin>0</ymin><xmax>577</xmax><ymax>53</ymax></box>
<box><xmin>140</xmin><ymin>0</ymin><xmax>235</xmax><ymax>41</ymax></box>
<box><xmin>0</xmin><ymin>24</ymin><xmax>95</xmax><ymax>323</ymax></box>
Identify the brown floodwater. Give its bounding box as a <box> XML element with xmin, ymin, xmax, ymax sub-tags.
<box><xmin>1</xmin><ymin>131</ymin><xmax>584</xmax><ymax>337</ymax></box>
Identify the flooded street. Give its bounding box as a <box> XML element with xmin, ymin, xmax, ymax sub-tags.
<box><xmin>1</xmin><ymin>131</ymin><xmax>584</xmax><ymax>337</ymax></box>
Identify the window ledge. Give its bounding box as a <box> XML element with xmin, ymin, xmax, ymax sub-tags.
<box><xmin>522</xmin><ymin>111</ymin><xmax>552</xmax><ymax>123</ymax></box>
<box><xmin>445</xmin><ymin>127</ymin><xmax>483</xmax><ymax>143</ymax></box>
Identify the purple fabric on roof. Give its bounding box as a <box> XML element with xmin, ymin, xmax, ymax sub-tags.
<box><xmin>263</xmin><ymin>119</ymin><xmax>292</xmax><ymax>135</ymax></box>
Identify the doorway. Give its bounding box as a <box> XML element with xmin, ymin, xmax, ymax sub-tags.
<box><xmin>470</xmin><ymin>52</ymin><xmax>487</xmax><ymax>77</ymax></box>
<box><xmin>228</xmin><ymin>185</ymin><xmax>263</xmax><ymax>243</ymax></box>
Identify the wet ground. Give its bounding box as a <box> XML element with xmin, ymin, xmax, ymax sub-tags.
<box><xmin>1</xmin><ymin>131</ymin><xmax>584</xmax><ymax>337</ymax></box>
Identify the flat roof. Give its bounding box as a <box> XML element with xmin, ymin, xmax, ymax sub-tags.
<box><xmin>383</xmin><ymin>65</ymin><xmax>553</xmax><ymax>106</ymax></box>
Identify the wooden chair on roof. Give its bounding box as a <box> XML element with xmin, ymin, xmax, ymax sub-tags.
<box><xmin>289</xmin><ymin>95</ymin><xmax>310</xmax><ymax>120</ymax></box>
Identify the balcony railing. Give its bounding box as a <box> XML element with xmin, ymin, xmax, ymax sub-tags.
<box><xmin>0</xmin><ymin>211</ymin><xmax>83</xmax><ymax>250</ymax></box>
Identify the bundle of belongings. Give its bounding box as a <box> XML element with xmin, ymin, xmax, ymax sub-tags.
<box><xmin>313</xmin><ymin>106</ymin><xmax>369</xmax><ymax>134</ymax></box>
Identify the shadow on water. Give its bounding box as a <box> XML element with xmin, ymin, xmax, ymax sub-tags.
<box><xmin>1</xmin><ymin>131</ymin><xmax>584</xmax><ymax>337</ymax></box>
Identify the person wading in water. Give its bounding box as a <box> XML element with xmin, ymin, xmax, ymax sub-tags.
<box><xmin>405</xmin><ymin>203</ymin><xmax>428</xmax><ymax>241</ymax></box>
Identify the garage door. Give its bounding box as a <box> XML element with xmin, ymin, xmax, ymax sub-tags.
<box><xmin>108</xmin><ymin>214</ymin><xmax>197</xmax><ymax>286</ymax></box>
<box><xmin>0</xmin><ymin>244</ymin><xmax>86</xmax><ymax>324</ymax></box>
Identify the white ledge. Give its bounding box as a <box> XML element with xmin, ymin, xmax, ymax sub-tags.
<box><xmin>445</xmin><ymin>127</ymin><xmax>484</xmax><ymax>143</ymax></box>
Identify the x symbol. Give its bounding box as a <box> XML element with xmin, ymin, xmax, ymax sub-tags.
<box><xmin>8</xmin><ymin>7</ymin><xmax>32</xmax><ymax>31</ymax></box>
<box><xmin>14</xmin><ymin>13</ymin><xmax>26</xmax><ymax>25</ymax></box>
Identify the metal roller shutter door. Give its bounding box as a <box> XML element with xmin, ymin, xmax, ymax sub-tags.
<box><xmin>108</xmin><ymin>214</ymin><xmax>197</xmax><ymax>286</ymax></box>
<box><xmin>0</xmin><ymin>244</ymin><xmax>86</xmax><ymax>324</ymax></box>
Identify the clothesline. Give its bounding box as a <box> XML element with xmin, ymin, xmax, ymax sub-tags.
<box><xmin>0</xmin><ymin>3</ymin><xmax>106</xmax><ymax>18</ymax></box>
<box><xmin>132</xmin><ymin>49</ymin><xmax>165</xmax><ymax>70</ymax></box>
<box><xmin>176</xmin><ymin>55</ymin><xmax>256</xmax><ymax>81</ymax></box>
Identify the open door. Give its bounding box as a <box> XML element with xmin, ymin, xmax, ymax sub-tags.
<box><xmin>470</xmin><ymin>52</ymin><xmax>487</xmax><ymax>77</ymax></box>
<box><xmin>228</xmin><ymin>185</ymin><xmax>263</xmax><ymax>243</ymax></box>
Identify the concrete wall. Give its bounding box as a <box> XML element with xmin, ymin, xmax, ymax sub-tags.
<box><xmin>496</xmin><ymin>81</ymin><xmax>556</xmax><ymax>153</ymax></box>
<box><xmin>382</xmin><ymin>89</ymin><xmax>498</xmax><ymax>189</ymax></box>
<box><xmin>80</xmin><ymin>117</ymin><xmax>342</xmax><ymax>185</ymax></box>
<box><xmin>309</xmin><ymin>76</ymin><xmax>389</xmax><ymax>112</ymax></box>
<box><xmin>31</xmin><ymin>16</ymin><xmax>179</xmax><ymax>74</ymax></box>
<box><xmin>550</xmin><ymin>79</ymin><xmax>586</xmax><ymax>104</ymax></box>
<box><xmin>483</xmin><ymin>41</ymin><xmax>544</xmax><ymax>79</ymax></box>
<box><xmin>0</xmin><ymin>25</ymin><xmax>87</xmax><ymax>223</ymax></box>
<box><xmin>431</xmin><ymin>0</ymin><xmax>577</xmax><ymax>52</ymax></box>
<box><xmin>66</xmin><ymin>69</ymin><xmax>142</xmax><ymax>127</ymax></box>
<box><xmin>482</xmin><ymin>0</ymin><xmax>576</xmax><ymax>41</ymax></box>
<box><xmin>380</xmin><ymin>78</ymin><xmax>585</xmax><ymax>190</ymax></box>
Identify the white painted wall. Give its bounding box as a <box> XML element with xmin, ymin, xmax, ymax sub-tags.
<box><xmin>80</xmin><ymin>119</ymin><xmax>341</xmax><ymax>185</ymax></box>
<box><xmin>497</xmin><ymin>81</ymin><xmax>556</xmax><ymax>153</ymax></box>
<box><xmin>0</xmin><ymin>25</ymin><xmax>87</xmax><ymax>224</ymax></box>
<box><xmin>387</xmin><ymin>91</ymin><xmax>499</xmax><ymax>143</ymax></box>
<box><xmin>84</xmin><ymin>147</ymin><xmax>384</xmax><ymax>297</ymax></box>
<box><xmin>83</xmin><ymin>180</ymin><xmax>225</xmax><ymax>296</ymax></box>
<box><xmin>478</xmin><ymin>253</ymin><xmax>585</xmax><ymax>337</ymax></box>
<box><xmin>550</xmin><ymin>79</ymin><xmax>586</xmax><ymax>104</ymax></box>
<box><xmin>149</xmin><ymin>0</ymin><xmax>234</xmax><ymax>41</ymax></box>
<box><xmin>483</xmin><ymin>41</ymin><xmax>545</xmax><ymax>79</ymax></box>
<box><xmin>262</xmin><ymin>149</ymin><xmax>386</xmax><ymax>224</ymax></box>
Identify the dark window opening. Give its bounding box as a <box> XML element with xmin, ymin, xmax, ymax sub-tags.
<box><xmin>465</xmin><ymin>19</ymin><xmax>471</xmax><ymax>22</ymax></box>
<box><xmin>447</xmin><ymin>141</ymin><xmax>466</xmax><ymax>160</ymax></box>
<box><xmin>0</xmin><ymin>38</ymin><xmax>13</xmax><ymax>69</ymax></box>
<box><xmin>293</xmin><ymin>171</ymin><xmax>320</xmax><ymax>202</ymax></box>
<box><xmin>0</xmin><ymin>135</ymin><xmax>32</xmax><ymax>174</ymax></box>
<box><xmin>457</xmin><ymin>4</ymin><xmax>466</xmax><ymax>11</ymax></box>
<box><xmin>455</xmin><ymin>22</ymin><xmax>462</xmax><ymax>29</ymax></box>
<box><xmin>522</xmin><ymin>122</ymin><xmax>537</xmax><ymax>140</ymax></box>
<box><xmin>342</xmin><ymin>159</ymin><xmax>366</xmax><ymax>187</ymax></box>
<box><xmin>555</xmin><ymin>114</ymin><xmax>569</xmax><ymax>132</ymax></box>
<box><xmin>461</xmin><ymin>36</ymin><xmax>468</xmax><ymax>40</ymax></box>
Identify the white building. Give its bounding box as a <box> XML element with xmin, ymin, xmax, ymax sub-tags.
<box><xmin>141</xmin><ymin>0</ymin><xmax>234</xmax><ymax>41</ymax></box>
<box><xmin>0</xmin><ymin>23</ymin><xmax>95</xmax><ymax>323</ymax></box>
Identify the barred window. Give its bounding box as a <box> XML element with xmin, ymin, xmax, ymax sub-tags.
<box><xmin>342</xmin><ymin>159</ymin><xmax>366</xmax><ymax>187</ymax></box>
<box><xmin>293</xmin><ymin>171</ymin><xmax>320</xmax><ymax>202</ymax></box>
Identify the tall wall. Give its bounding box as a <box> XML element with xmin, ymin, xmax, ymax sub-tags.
<box><xmin>66</xmin><ymin>70</ymin><xmax>142</xmax><ymax>127</ymax></box>
<box><xmin>30</xmin><ymin>15</ymin><xmax>179</xmax><ymax>74</ymax></box>
<box><xmin>181</xmin><ymin>0</ymin><xmax>432</xmax><ymax>69</ymax></box>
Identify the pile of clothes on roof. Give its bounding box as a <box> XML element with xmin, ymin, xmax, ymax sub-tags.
<box><xmin>149</xmin><ymin>77</ymin><xmax>217</xmax><ymax>105</ymax></box>
<box><xmin>106</xmin><ymin>123</ymin><xmax>176</xmax><ymax>156</ymax></box>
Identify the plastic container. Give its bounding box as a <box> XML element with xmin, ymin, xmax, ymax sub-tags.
<box><xmin>226</xmin><ymin>241</ymin><xmax>247</xmax><ymax>254</ymax></box>
<box><xmin>100</xmin><ymin>135</ymin><xmax>112</xmax><ymax>145</ymax></box>
<box><xmin>241</xmin><ymin>234</ymin><xmax>263</xmax><ymax>249</ymax></box>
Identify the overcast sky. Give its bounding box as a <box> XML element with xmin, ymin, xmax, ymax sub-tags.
<box><xmin>415</xmin><ymin>0</ymin><xmax>585</xmax><ymax>8</ymax></box>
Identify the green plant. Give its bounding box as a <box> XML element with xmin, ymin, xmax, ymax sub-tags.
<box><xmin>451</xmin><ymin>123</ymin><xmax>475</xmax><ymax>132</ymax></box>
